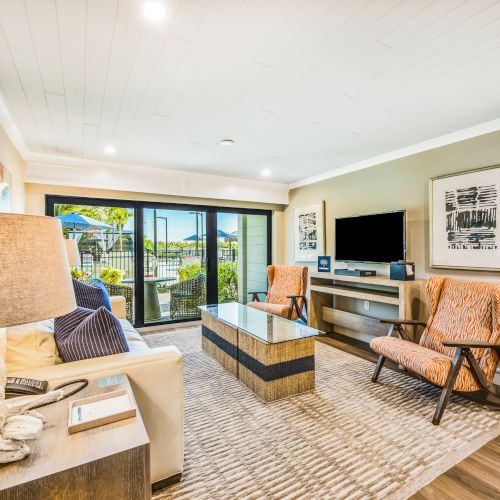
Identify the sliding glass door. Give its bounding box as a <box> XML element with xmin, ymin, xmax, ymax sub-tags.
<box><xmin>142</xmin><ymin>208</ymin><xmax>207</xmax><ymax>324</ymax></box>
<box><xmin>217</xmin><ymin>212</ymin><xmax>269</xmax><ymax>304</ymax></box>
<box><xmin>47</xmin><ymin>196</ymin><xmax>271</xmax><ymax>327</ymax></box>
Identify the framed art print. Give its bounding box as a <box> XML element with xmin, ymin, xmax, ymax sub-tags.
<box><xmin>294</xmin><ymin>201</ymin><xmax>325</xmax><ymax>262</ymax></box>
<box><xmin>430</xmin><ymin>165</ymin><xmax>500</xmax><ymax>270</ymax></box>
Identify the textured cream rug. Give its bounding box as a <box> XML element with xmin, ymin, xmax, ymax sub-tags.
<box><xmin>145</xmin><ymin>327</ymin><xmax>500</xmax><ymax>500</ymax></box>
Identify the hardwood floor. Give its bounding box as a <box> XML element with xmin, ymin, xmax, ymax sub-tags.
<box><xmin>411</xmin><ymin>436</ymin><xmax>500</xmax><ymax>500</ymax></box>
<box><xmin>317</xmin><ymin>333</ymin><xmax>500</xmax><ymax>499</ymax></box>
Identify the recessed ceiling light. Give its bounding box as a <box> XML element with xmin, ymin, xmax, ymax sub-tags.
<box><xmin>143</xmin><ymin>2</ymin><xmax>166</xmax><ymax>22</ymax></box>
<box><xmin>220</xmin><ymin>138</ymin><xmax>235</xmax><ymax>146</ymax></box>
<box><xmin>261</xmin><ymin>169</ymin><xmax>271</xmax><ymax>177</ymax></box>
<box><xmin>104</xmin><ymin>145</ymin><xmax>115</xmax><ymax>154</ymax></box>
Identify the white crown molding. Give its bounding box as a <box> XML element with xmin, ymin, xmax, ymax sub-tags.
<box><xmin>0</xmin><ymin>94</ymin><xmax>29</xmax><ymax>157</ymax></box>
<box><xmin>26</xmin><ymin>153</ymin><xmax>289</xmax><ymax>205</ymax></box>
<box><xmin>289</xmin><ymin>118</ymin><xmax>500</xmax><ymax>189</ymax></box>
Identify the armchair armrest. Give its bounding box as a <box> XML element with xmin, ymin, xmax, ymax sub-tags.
<box><xmin>286</xmin><ymin>295</ymin><xmax>307</xmax><ymax>322</ymax></box>
<box><xmin>248</xmin><ymin>291</ymin><xmax>267</xmax><ymax>302</ymax></box>
<box><xmin>109</xmin><ymin>295</ymin><xmax>127</xmax><ymax>319</ymax></box>
<box><xmin>443</xmin><ymin>340</ymin><xmax>500</xmax><ymax>353</ymax></box>
<box><xmin>380</xmin><ymin>319</ymin><xmax>427</xmax><ymax>328</ymax></box>
<box><xmin>379</xmin><ymin>318</ymin><xmax>426</xmax><ymax>342</ymax></box>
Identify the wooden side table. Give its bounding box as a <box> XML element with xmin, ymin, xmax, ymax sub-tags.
<box><xmin>0</xmin><ymin>374</ymin><xmax>150</xmax><ymax>500</ymax></box>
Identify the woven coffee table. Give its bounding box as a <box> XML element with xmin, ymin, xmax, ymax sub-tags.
<box><xmin>200</xmin><ymin>303</ymin><xmax>324</xmax><ymax>402</ymax></box>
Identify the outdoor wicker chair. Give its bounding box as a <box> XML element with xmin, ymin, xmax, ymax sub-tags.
<box><xmin>103</xmin><ymin>282</ymin><xmax>135</xmax><ymax>323</ymax></box>
<box><xmin>170</xmin><ymin>274</ymin><xmax>206</xmax><ymax>320</ymax></box>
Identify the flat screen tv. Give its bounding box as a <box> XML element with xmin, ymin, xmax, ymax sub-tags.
<box><xmin>335</xmin><ymin>210</ymin><xmax>406</xmax><ymax>263</ymax></box>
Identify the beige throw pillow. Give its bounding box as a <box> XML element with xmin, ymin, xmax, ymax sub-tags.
<box><xmin>0</xmin><ymin>328</ymin><xmax>6</xmax><ymax>362</ymax></box>
<box><xmin>5</xmin><ymin>321</ymin><xmax>62</xmax><ymax>373</ymax></box>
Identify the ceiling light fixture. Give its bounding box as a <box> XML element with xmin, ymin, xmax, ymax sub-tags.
<box><xmin>104</xmin><ymin>145</ymin><xmax>115</xmax><ymax>154</ymax></box>
<box><xmin>143</xmin><ymin>1</ymin><xmax>166</xmax><ymax>22</ymax></box>
<box><xmin>261</xmin><ymin>169</ymin><xmax>271</xmax><ymax>177</ymax></box>
<box><xmin>220</xmin><ymin>138</ymin><xmax>235</xmax><ymax>146</ymax></box>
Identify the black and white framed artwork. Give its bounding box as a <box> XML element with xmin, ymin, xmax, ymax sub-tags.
<box><xmin>294</xmin><ymin>201</ymin><xmax>325</xmax><ymax>262</ymax></box>
<box><xmin>430</xmin><ymin>165</ymin><xmax>500</xmax><ymax>270</ymax></box>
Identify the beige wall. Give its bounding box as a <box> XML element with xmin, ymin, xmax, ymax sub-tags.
<box><xmin>24</xmin><ymin>182</ymin><xmax>285</xmax><ymax>263</ymax></box>
<box><xmin>0</xmin><ymin>125</ymin><xmax>25</xmax><ymax>213</ymax></box>
<box><xmin>284</xmin><ymin>130</ymin><xmax>500</xmax><ymax>282</ymax></box>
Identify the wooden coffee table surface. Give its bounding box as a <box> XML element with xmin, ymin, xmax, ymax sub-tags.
<box><xmin>0</xmin><ymin>374</ymin><xmax>150</xmax><ymax>500</ymax></box>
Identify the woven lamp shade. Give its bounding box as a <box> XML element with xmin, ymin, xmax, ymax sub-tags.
<box><xmin>65</xmin><ymin>239</ymin><xmax>81</xmax><ymax>267</ymax></box>
<box><xmin>0</xmin><ymin>214</ymin><xmax>76</xmax><ymax>328</ymax></box>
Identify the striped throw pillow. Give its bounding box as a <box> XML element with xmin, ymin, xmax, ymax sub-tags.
<box><xmin>72</xmin><ymin>279</ymin><xmax>111</xmax><ymax>311</ymax></box>
<box><xmin>55</xmin><ymin>306</ymin><xmax>129</xmax><ymax>362</ymax></box>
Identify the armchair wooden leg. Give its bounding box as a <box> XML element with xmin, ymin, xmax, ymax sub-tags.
<box><xmin>433</xmin><ymin>349</ymin><xmax>464</xmax><ymax>425</ymax></box>
<box><xmin>371</xmin><ymin>355</ymin><xmax>386</xmax><ymax>382</ymax></box>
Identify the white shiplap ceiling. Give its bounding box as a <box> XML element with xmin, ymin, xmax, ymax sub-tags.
<box><xmin>1</xmin><ymin>0</ymin><xmax>500</xmax><ymax>185</ymax></box>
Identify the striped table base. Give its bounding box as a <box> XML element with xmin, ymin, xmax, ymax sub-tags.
<box><xmin>201</xmin><ymin>312</ymin><xmax>315</xmax><ymax>402</ymax></box>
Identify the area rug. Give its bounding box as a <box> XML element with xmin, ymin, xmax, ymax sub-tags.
<box><xmin>145</xmin><ymin>327</ymin><xmax>500</xmax><ymax>500</ymax></box>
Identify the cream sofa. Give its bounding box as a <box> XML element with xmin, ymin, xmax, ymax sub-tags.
<box><xmin>1</xmin><ymin>297</ymin><xmax>184</xmax><ymax>488</ymax></box>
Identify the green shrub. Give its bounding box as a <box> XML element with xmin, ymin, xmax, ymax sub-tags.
<box><xmin>217</xmin><ymin>261</ymin><xmax>238</xmax><ymax>302</ymax></box>
<box><xmin>99</xmin><ymin>266</ymin><xmax>125</xmax><ymax>285</ymax></box>
<box><xmin>71</xmin><ymin>268</ymin><xmax>90</xmax><ymax>281</ymax></box>
<box><xmin>177</xmin><ymin>263</ymin><xmax>204</xmax><ymax>281</ymax></box>
<box><xmin>176</xmin><ymin>261</ymin><xmax>238</xmax><ymax>302</ymax></box>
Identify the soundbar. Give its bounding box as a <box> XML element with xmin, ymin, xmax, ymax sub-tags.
<box><xmin>334</xmin><ymin>269</ymin><xmax>377</xmax><ymax>277</ymax></box>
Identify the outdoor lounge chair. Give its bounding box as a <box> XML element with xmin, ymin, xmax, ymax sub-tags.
<box><xmin>247</xmin><ymin>265</ymin><xmax>308</xmax><ymax>322</ymax></box>
<box><xmin>370</xmin><ymin>276</ymin><xmax>500</xmax><ymax>425</ymax></box>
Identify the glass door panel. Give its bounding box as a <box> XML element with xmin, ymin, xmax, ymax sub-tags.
<box><xmin>48</xmin><ymin>196</ymin><xmax>271</xmax><ymax>327</ymax></box>
<box><xmin>142</xmin><ymin>208</ymin><xmax>206</xmax><ymax>323</ymax></box>
<box><xmin>217</xmin><ymin>212</ymin><xmax>269</xmax><ymax>304</ymax></box>
<box><xmin>53</xmin><ymin>202</ymin><xmax>136</xmax><ymax>323</ymax></box>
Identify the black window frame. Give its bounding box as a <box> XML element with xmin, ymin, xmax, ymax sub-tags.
<box><xmin>46</xmin><ymin>194</ymin><xmax>272</xmax><ymax>328</ymax></box>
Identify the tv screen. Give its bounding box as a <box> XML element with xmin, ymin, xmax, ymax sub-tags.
<box><xmin>335</xmin><ymin>211</ymin><xmax>406</xmax><ymax>263</ymax></box>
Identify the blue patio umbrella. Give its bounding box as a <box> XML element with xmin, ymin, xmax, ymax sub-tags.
<box><xmin>56</xmin><ymin>213</ymin><xmax>113</xmax><ymax>231</ymax></box>
<box><xmin>183</xmin><ymin>230</ymin><xmax>237</xmax><ymax>241</ymax></box>
<box><xmin>183</xmin><ymin>233</ymin><xmax>205</xmax><ymax>242</ymax></box>
<box><xmin>216</xmin><ymin>229</ymin><xmax>237</xmax><ymax>240</ymax></box>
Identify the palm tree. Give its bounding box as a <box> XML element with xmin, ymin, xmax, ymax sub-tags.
<box><xmin>55</xmin><ymin>204</ymin><xmax>107</xmax><ymax>222</ymax></box>
<box><xmin>106</xmin><ymin>207</ymin><xmax>130</xmax><ymax>251</ymax></box>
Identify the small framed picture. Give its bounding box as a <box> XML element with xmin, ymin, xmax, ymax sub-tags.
<box><xmin>318</xmin><ymin>256</ymin><xmax>331</xmax><ymax>272</ymax></box>
<box><xmin>430</xmin><ymin>165</ymin><xmax>500</xmax><ymax>271</ymax></box>
<box><xmin>294</xmin><ymin>201</ymin><xmax>325</xmax><ymax>262</ymax></box>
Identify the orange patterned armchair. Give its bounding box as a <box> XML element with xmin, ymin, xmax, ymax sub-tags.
<box><xmin>370</xmin><ymin>277</ymin><xmax>500</xmax><ymax>425</ymax></box>
<box><xmin>247</xmin><ymin>265</ymin><xmax>308</xmax><ymax>322</ymax></box>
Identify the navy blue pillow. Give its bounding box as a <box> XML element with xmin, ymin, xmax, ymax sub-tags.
<box><xmin>55</xmin><ymin>306</ymin><xmax>129</xmax><ymax>362</ymax></box>
<box><xmin>73</xmin><ymin>279</ymin><xmax>111</xmax><ymax>311</ymax></box>
<box><xmin>54</xmin><ymin>306</ymin><xmax>94</xmax><ymax>338</ymax></box>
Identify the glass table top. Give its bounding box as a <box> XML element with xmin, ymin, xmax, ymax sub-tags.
<box><xmin>199</xmin><ymin>303</ymin><xmax>324</xmax><ymax>344</ymax></box>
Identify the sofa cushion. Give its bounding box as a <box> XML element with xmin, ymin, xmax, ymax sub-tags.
<box><xmin>119</xmin><ymin>319</ymin><xmax>149</xmax><ymax>351</ymax></box>
<box><xmin>4</xmin><ymin>320</ymin><xmax>62</xmax><ymax>372</ymax></box>
<box><xmin>55</xmin><ymin>306</ymin><xmax>129</xmax><ymax>362</ymax></box>
<box><xmin>247</xmin><ymin>301</ymin><xmax>290</xmax><ymax>318</ymax></box>
<box><xmin>73</xmin><ymin>278</ymin><xmax>111</xmax><ymax>311</ymax></box>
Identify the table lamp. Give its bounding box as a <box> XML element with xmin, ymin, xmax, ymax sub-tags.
<box><xmin>0</xmin><ymin>214</ymin><xmax>77</xmax><ymax>328</ymax></box>
<box><xmin>0</xmin><ymin>214</ymin><xmax>76</xmax><ymax>462</ymax></box>
<box><xmin>64</xmin><ymin>239</ymin><xmax>81</xmax><ymax>268</ymax></box>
